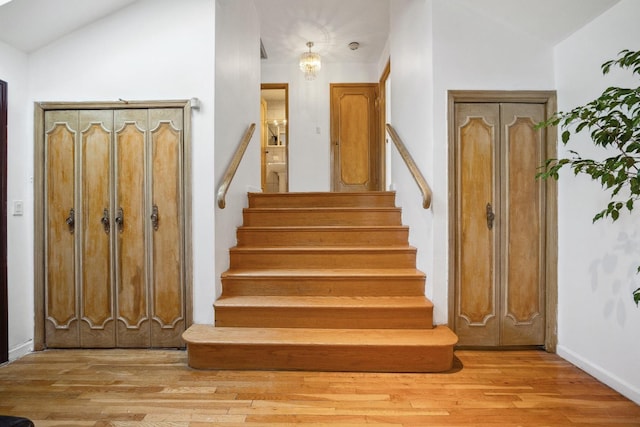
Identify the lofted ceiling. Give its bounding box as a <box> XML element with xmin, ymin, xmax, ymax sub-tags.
<box><xmin>0</xmin><ymin>0</ymin><xmax>138</xmax><ymax>53</ymax></box>
<box><xmin>0</xmin><ymin>0</ymin><xmax>621</xmax><ymax>63</ymax></box>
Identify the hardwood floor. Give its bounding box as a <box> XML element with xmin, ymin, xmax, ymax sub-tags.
<box><xmin>0</xmin><ymin>349</ymin><xmax>638</xmax><ymax>426</ymax></box>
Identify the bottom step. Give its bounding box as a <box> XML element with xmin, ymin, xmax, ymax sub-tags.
<box><xmin>182</xmin><ymin>324</ymin><xmax>458</xmax><ymax>373</ymax></box>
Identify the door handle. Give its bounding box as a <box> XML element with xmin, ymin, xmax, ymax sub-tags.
<box><xmin>486</xmin><ymin>203</ymin><xmax>495</xmax><ymax>230</ymax></box>
<box><xmin>115</xmin><ymin>207</ymin><xmax>124</xmax><ymax>233</ymax></box>
<box><xmin>151</xmin><ymin>205</ymin><xmax>159</xmax><ymax>231</ymax></box>
<box><xmin>101</xmin><ymin>208</ymin><xmax>110</xmax><ymax>233</ymax></box>
<box><xmin>65</xmin><ymin>208</ymin><xmax>75</xmax><ymax>233</ymax></box>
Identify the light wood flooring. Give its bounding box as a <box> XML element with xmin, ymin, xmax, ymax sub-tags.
<box><xmin>0</xmin><ymin>349</ymin><xmax>638</xmax><ymax>426</ymax></box>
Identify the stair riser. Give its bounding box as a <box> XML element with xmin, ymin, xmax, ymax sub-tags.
<box><xmin>221</xmin><ymin>278</ymin><xmax>426</xmax><ymax>296</ymax></box>
<box><xmin>229</xmin><ymin>251</ymin><xmax>417</xmax><ymax>269</ymax></box>
<box><xmin>214</xmin><ymin>307</ymin><xmax>433</xmax><ymax>329</ymax></box>
<box><xmin>186</xmin><ymin>343</ymin><xmax>454</xmax><ymax>372</ymax></box>
<box><xmin>236</xmin><ymin>228</ymin><xmax>409</xmax><ymax>247</ymax></box>
<box><xmin>242</xmin><ymin>210</ymin><xmax>402</xmax><ymax>226</ymax></box>
<box><xmin>248</xmin><ymin>192</ymin><xmax>397</xmax><ymax>208</ymax></box>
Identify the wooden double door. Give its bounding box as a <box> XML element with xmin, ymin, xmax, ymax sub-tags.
<box><xmin>453</xmin><ymin>101</ymin><xmax>551</xmax><ymax>347</ymax></box>
<box><xmin>43</xmin><ymin>107</ymin><xmax>185</xmax><ymax>348</ymax></box>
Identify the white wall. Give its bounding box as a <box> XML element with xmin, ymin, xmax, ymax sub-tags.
<box><xmin>0</xmin><ymin>41</ymin><xmax>32</xmax><ymax>360</ymax></box>
<box><xmin>213</xmin><ymin>0</ymin><xmax>261</xmax><ymax>314</ymax></box>
<box><xmin>24</xmin><ymin>0</ymin><xmax>216</xmax><ymax>335</ymax></box>
<box><xmin>388</xmin><ymin>0</ymin><xmax>437</xmax><ymax>317</ymax></box>
<box><xmin>389</xmin><ymin>0</ymin><xmax>556</xmax><ymax>324</ymax></box>
<box><xmin>553</xmin><ymin>0</ymin><xmax>640</xmax><ymax>405</ymax></box>
<box><xmin>261</xmin><ymin>62</ymin><xmax>378</xmax><ymax>192</ymax></box>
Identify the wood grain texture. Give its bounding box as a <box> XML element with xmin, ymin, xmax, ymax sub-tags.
<box><xmin>242</xmin><ymin>207</ymin><xmax>402</xmax><ymax>227</ymax></box>
<box><xmin>247</xmin><ymin>191</ymin><xmax>397</xmax><ymax>208</ymax></box>
<box><xmin>455</xmin><ymin>104</ymin><xmax>499</xmax><ymax>347</ymax></box>
<box><xmin>501</xmin><ymin>104</ymin><xmax>546</xmax><ymax>346</ymax></box>
<box><xmin>150</xmin><ymin>109</ymin><xmax>184</xmax><ymax>347</ymax></box>
<box><xmin>197</xmin><ymin>191</ymin><xmax>447</xmax><ymax>372</ymax></box>
<box><xmin>330</xmin><ymin>84</ymin><xmax>379</xmax><ymax>191</ymax></box>
<box><xmin>454</xmin><ymin>102</ymin><xmax>547</xmax><ymax>348</ymax></box>
<box><xmin>80</xmin><ymin>112</ymin><xmax>114</xmax><ymax>347</ymax></box>
<box><xmin>214</xmin><ymin>296</ymin><xmax>433</xmax><ymax>329</ymax></box>
<box><xmin>1</xmin><ymin>349</ymin><xmax>638</xmax><ymax>426</ymax></box>
<box><xmin>45</xmin><ymin>112</ymin><xmax>78</xmax><ymax>347</ymax></box>
<box><xmin>221</xmin><ymin>268</ymin><xmax>426</xmax><ymax>297</ymax></box>
<box><xmin>115</xmin><ymin>111</ymin><xmax>149</xmax><ymax>347</ymax></box>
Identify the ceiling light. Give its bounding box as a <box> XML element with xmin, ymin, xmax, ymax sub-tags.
<box><xmin>299</xmin><ymin>41</ymin><xmax>321</xmax><ymax>81</ymax></box>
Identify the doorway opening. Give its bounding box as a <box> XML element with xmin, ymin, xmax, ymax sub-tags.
<box><xmin>260</xmin><ymin>84</ymin><xmax>288</xmax><ymax>193</ymax></box>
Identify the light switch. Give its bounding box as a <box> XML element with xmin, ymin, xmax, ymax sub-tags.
<box><xmin>13</xmin><ymin>200</ymin><xmax>23</xmax><ymax>216</ymax></box>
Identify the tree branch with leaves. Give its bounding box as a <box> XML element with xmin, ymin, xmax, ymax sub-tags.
<box><xmin>537</xmin><ymin>49</ymin><xmax>640</xmax><ymax>306</ymax></box>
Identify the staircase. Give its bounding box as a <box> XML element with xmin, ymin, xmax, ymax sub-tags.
<box><xmin>182</xmin><ymin>191</ymin><xmax>457</xmax><ymax>372</ymax></box>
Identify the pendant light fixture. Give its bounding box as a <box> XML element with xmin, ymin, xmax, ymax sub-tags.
<box><xmin>299</xmin><ymin>41</ymin><xmax>321</xmax><ymax>81</ymax></box>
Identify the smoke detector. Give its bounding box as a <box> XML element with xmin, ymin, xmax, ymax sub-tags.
<box><xmin>348</xmin><ymin>42</ymin><xmax>360</xmax><ymax>50</ymax></box>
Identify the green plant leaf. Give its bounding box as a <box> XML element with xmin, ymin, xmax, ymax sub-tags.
<box><xmin>539</xmin><ymin>48</ymin><xmax>640</xmax><ymax>305</ymax></box>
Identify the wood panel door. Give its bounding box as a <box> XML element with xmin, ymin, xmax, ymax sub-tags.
<box><xmin>43</xmin><ymin>108</ymin><xmax>185</xmax><ymax>348</ymax></box>
<box><xmin>453</xmin><ymin>102</ymin><xmax>546</xmax><ymax>347</ymax></box>
<box><xmin>330</xmin><ymin>84</ymin><xmax>380</xmax><ymax>191</ymax></box>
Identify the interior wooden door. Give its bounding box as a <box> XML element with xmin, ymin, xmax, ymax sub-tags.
<box><xmin>454</xmin><ymin>102</ymin><xmax>546</xmax><ymax>347</ymax></box>
<box><xmin>44</xmin><ymin>107</ymin><xmax>185</xmax><ymax>349</ymax></box>
<box><xmin>149</xmin><ymin>108</ymin><xmax>185</xmax><ymax>347</ymax></box>
<box><xmin>79</xmin><ymin>110</ymin><xmax>115</xmax><ymax>347</ymax></box>
<box><xmin>44</xmin><ymin>110</ymin><xmax>80</xmax><ymax>347</ymax></box>
<box><xmin>114</xmin><ymin>109</ymin><xmax>148</xmax><ymax>347</ymax></box>
<box><xmin>330</xmin><ymin>84</ymin><xmax>380</xmax><ymax>191</ymax></box>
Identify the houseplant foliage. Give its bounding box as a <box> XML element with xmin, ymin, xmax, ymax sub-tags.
<box><xmin>537</xmin><ymin>49</ymin><xmax>640</xmax><ymax>306</ymax></box>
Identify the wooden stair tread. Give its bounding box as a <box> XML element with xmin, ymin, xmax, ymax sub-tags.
<box><xmin>215</xmin><ymin>295</ymin><xmax>434</xmax><ymax>308</ymax></box>
<box><xmin>238</xmin><ymin>225</ymin><xmax>408</xmax><ymax>230</ymax></box>
<box><xmin>222</xmin><ymin>268</ymin><xmax>425</xmax><ymax>278</ymax></box>
<box><xmin>186</xmin><ymin>191</ymin><xmax>457</xmax><ymax>372</ymax></box>
<box><xmin>247</xmin><ymin>191</ymin><xmax>397</xmax><ymax>208</ymax></box>
<box><xmin>229</xmin><ymin>246</ymin><xmax>417</xmax><ymax>252</ymax></box>
<box><xmin>244</xmin><ymin>207</ymin><xmax>400</xmax><ymax>212</ymax></box>
<box><xmin>184</xmin><ymin>324</ymin><xmax>457</xmax><ymax>347</ymax></box>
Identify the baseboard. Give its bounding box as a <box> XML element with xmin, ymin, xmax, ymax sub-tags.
<box><xmin>557</xmin><ymin>345</ymin><xmax>640</xmax><ymax>405</ymax></box>
<box><xmin>8</xmin><ymin>340</ymin><xmax>32</xmax><ymax>362</ymax></box>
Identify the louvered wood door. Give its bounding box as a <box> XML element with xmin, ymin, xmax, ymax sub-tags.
<box><xmin>453</xmin><ymin>102</ymin><xmax>546</xmax><ymax>347</ymax></box>
<box><xmin>44</xmin><ymin>108</ymin><xmax>184</xmax><ymax>348</ymax></box>
<box><xmin>330</xmin><ymin>84</ymin><xmax>380</xmax><ymax>191</ymax></box>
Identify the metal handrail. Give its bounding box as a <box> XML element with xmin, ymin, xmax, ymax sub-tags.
<box><xmin>216</xmin><ymin>123</ymin><xmax>256</xmax><ymax>209</ymax></box>
<box><xmin>385</xmin><ymin>123</ymin><xmax>432</xmax><ymax>209</ymax></box>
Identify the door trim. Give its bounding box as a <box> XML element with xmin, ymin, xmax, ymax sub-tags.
<box><xmin>33</xmin><ymin>100</ymin><xmax>193</xmax><ymax>350</ymax></box>
<box><xmin>0</xmin><ymin>80</ymin><xmax>7</xmax><ymax>362</ymax></box>
<box><xmin>447</xmin><ymin>90</ymin><xmax>558</xmax><ymax>352</ymax></box>
<box><xmin>378</xmin><ymin>60</ymin><xmax>390</xmax><ymax>189</ymax></box>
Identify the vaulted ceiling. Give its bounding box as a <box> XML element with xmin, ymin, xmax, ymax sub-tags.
<box><xmin>0</xmin><ymin>0</ymin><xmax>621</xmax><ymax>63</ymax></box>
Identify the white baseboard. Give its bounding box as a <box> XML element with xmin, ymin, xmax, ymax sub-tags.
<box><xmin>557</xmin><ymin>345</ymin><xmax>640</xmax><ymax>405</ymax></box>
<box><xmin>8</xmin><ymin>340</ymin><xmax>33</xmax><ymax>362</ymax></box>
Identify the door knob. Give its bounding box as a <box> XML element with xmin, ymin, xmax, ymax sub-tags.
<box><xmin>101</xmin><ymin>208</ymin><xmax>110</xmax><ymax>233</ymax></box>
<box><xmin>115</xmin><ymin>207</ymin><xmax>124</xmax><ymax>233</ymax></box>
<box><xmin>151</xmin><ymin>205</ymin><xmax>159</xmax><ymax>231</ymax></box>
<box><xmin>486</xmin><ymin>203</ymin><xmax>495</xmax><ymax>230</ymax></box>
<box><xmin>65</xmin><ymin>208</ymin><xmax>75</xmax><ymax>233</ymax></box>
